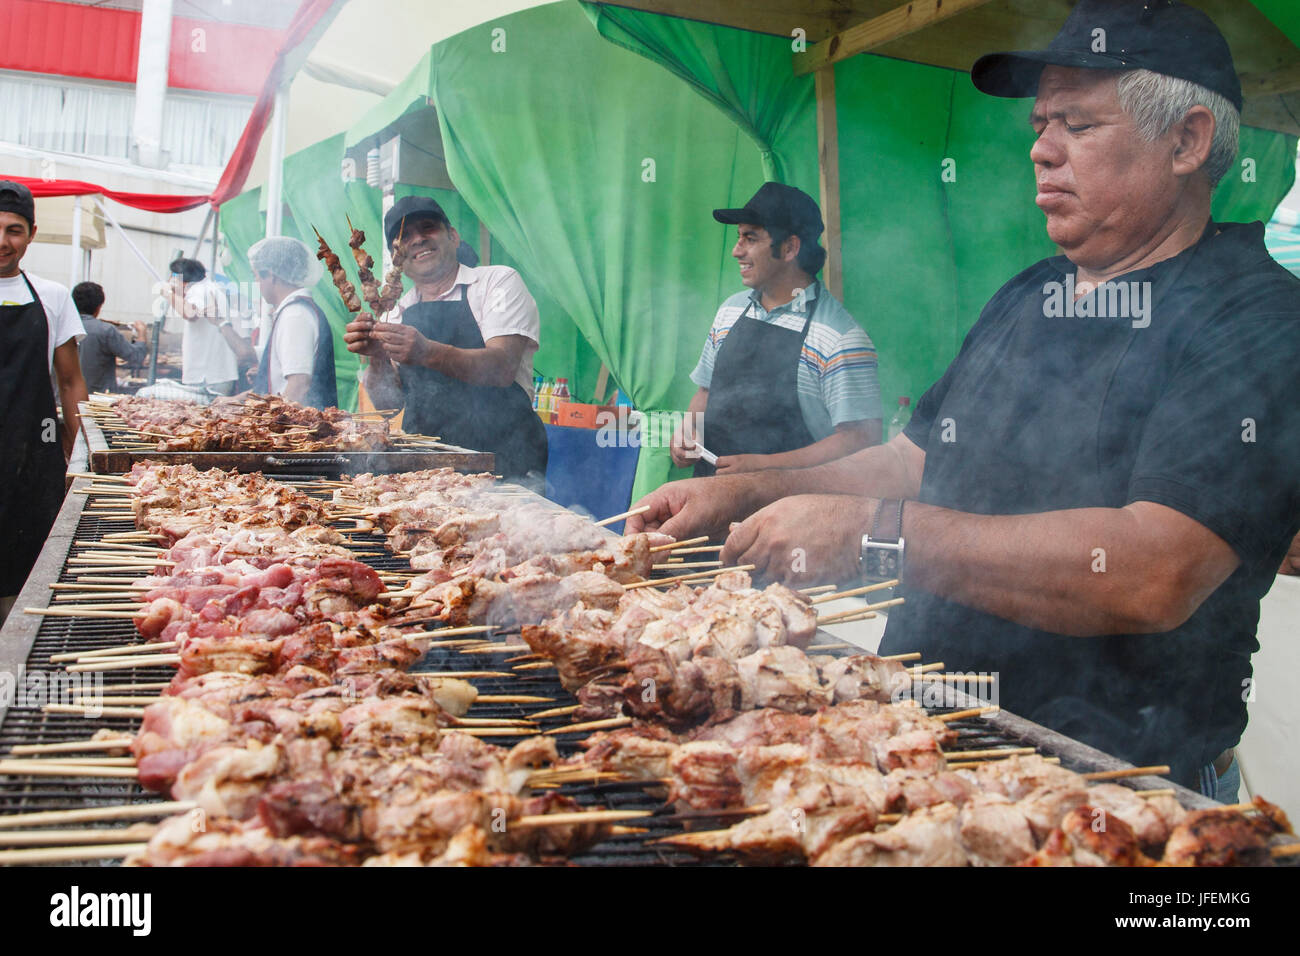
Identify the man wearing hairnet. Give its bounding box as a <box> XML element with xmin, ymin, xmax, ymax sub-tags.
<box><xmin>247</xmin><ymin>236</ymin><xmax>338</xmax><ymax>409</ymax></box>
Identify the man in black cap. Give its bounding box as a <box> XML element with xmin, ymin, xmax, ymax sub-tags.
<box><xmin>342</xmin><ymin>197</ymin><xmax>547</xmax><ymax>481</ymax></box>
<box><xmin>628</xmin><ymin>1</ymin><xmax>1300</xmax><ymax>799</ymax></box>
<box><xmin>0</xmin><ymin>180</ymin><xmax>89</xmax><ymax>620</ymax></box>
<box><xmin>671</xmin><ymin>182</ymin><xmax>881</xmax><ymax>476</ymax></box>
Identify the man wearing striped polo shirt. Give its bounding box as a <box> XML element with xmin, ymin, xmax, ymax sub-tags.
<box><xmin>672</xmin><ymin>182</ymin><xmax>881</xmax><ymax>476</ymax></box>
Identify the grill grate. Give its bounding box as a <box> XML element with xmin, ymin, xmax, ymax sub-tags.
<box><xmin>4</xmin><ymin>491</ymin><xmax>1275</xmax><ymax>867</ymax></box>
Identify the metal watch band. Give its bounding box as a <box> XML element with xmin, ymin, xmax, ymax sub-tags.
<box><xmin>860</xmin><ymin>498</ymin><xmax>905</xmax><ymax>581</ymax></box>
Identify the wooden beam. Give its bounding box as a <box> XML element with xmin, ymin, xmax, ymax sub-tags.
<box><xmin>479</xmin><ymin>221</ymin><xmax>491</xmax><ymax>266</ymax></box>
<box><xmin>815</xmin><ymin>67</ymin><xmax>843</xmax><ymax>302</ymax></box>
<box><xmin>795</xmin><ymin>0</ymin><xmax>997</xmax><ymax>76</ymax></box>
<box><xmin>1241</xmin><ymin>62</ymin><xmax>1300</xmax><ymax>99</ymax></box>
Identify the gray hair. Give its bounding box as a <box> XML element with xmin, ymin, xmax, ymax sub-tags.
<box><xmin>1115</xmin><ymin>69</ymin><xmax>1240</xmax><ymax>187</ymax></box>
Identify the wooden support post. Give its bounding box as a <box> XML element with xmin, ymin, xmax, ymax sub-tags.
<box><xmin>815</xmin><ymin>67</ymin><xmax>843</xmax><ymax>302</ymax></box>
<box><xmin>479</xmin><ymin>222</ymin><xmax>491</xmax><ymax>266</ymax></box>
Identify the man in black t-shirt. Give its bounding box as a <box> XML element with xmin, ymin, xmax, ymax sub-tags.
<box><xmin>626</xmin><ymin>1</ymin><xmax>1300</xmax><ymax>795</ymax></box>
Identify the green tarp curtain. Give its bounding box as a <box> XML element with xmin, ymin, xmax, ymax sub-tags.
<box><xmin>582</xmin><ymin>1</ymin><xmax>818</xmax><ymax>191</ymax></box>
<box><xmin>423</xmin><ymin>1</ymin><xmax>772</xmax><ymax>499</ymax></box>
<box><xmin>226</xmin><ymin>0</ymin><xmax>1298</xmax><ymax>498</ymax></box>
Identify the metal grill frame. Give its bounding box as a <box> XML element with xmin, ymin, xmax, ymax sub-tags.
<box><xmin>0</xmin><ymin>480</ymin><xmax>1278</xmax><ymax>867</ymax></box>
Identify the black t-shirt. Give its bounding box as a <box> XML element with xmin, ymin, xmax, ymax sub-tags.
<box><xmin>881</xmin><ymin>222</ymin><xmax>1300</xmax><ymax>789</ymax></box>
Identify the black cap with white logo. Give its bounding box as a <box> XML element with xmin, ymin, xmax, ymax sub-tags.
<box><xmin>971</xmin><ymin>0</ymin><xmax>1242</xmax><ymax>111</ymax></box>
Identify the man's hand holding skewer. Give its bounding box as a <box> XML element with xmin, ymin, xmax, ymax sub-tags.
<box><xmin>722</xmin><ymin>494</ymin><xmax>876</xmax><ymax>586</ymax></box>
<box><xmin>343</xmin><ymin>312</ymin><xmax>388</xmax><ymax>359</ymax></box>
<box><xmin>367</xmin><ymin>321</ymin><xmax>435</xmax><ymax>367</ymax></box>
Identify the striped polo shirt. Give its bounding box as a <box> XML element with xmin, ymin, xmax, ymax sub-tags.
<box><xmin>690</xmin><ymin>282</ymin><xmax>881</xmax><ymax>441</ymax></box>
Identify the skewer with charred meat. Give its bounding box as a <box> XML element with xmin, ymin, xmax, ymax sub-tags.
<box><xmin>315</xmin><ymin>227</ymin><xmax>362</xmax><ymax>313</ymax></box>
<box><xmin>376</xmin><ymin>221</ymin><xmax>407</xmax><ymax>315</ymax></box>
<box><xmin>346</xmin><ymin>217</ymin><xmax>383</xmax><ymax>314</ymax></box>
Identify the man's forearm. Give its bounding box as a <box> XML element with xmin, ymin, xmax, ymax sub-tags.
<box><xmin>901</xmin><ymin>501</ymin><xmax>1236</xmax><ymax>636</ymax></box>
<box><xmin>362</xmin><ymin>357</ymin><xmax>405</xmax><ymax>411</ymax></box>
<box><xmin>60</xmin><ymin>385</ymin><xmax>87</xmax><ymax>460</ymax></box>
<box><xmin>741</xmin><ymin>436</ymin><xmax>924</xmax><ymax>512</ymax></box>
<box><xmin>281</xmin><ymin>374</ymin><xmax>311</xmax><ymax>404</ymax></box>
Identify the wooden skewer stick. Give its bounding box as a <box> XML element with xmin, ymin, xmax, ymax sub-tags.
<box><xmin>81</xmin><ymin>682</ymin><xmax>169</xmax><ymax>694</ymax></box>
<box><xmin>50</xmin><ymin>582</ymin><xmax>150</xmax><ymax>591</ymax></box>
<box><xmin>43</xmin><ymin>704</ymin><xmax>147</xmax><ymax>718</ymax></box>
<box><xmin>67</xmin><ymin>654</ymin><xmax>182</xmax><ymax>673</ymax></box>
<box><xmin>805</xmin><ymin>642</ymin><xmax>856</xmax><ymax>651</ymax></box>
<box><xmin>65</xmin><ymin>697</ymin><xmax>164</xmax><ymax>706</ymax></box>
<box><xmin>624</xmin><ymin>564</ymin><xmax>756</xmax><ymax>591</ymax></box>
<box><xmin>809</xmin><ymin>579</ymin><xmax>899</xmax><ymax>605</ymax></box>
<box><xmin>798</xmin><ymin>584</ymin><xmax>839</xmax><ymax>595</ymax></box>
<box><xmin>0</xmin><ymin>843</ymin><xmax>148</xmax><ymax>864</ymax></box>
<box><xmin>449</xmin><ymin>727</ymin><xmax>538</xmax><ymax>737</ymax></box>
<box><xmin>880</xmin><ymin>652</ymin><xmax>922</xmax><ymax>662</ymax></box>
<box><xmin>1273</xmin><ymin>845</ymin><xmax>1300</xmax><ymax>859</ymax></box>
<box><xmin>0</xmin><ymin>801</ymin><xmax>193</xmax><ymax>830</ymax></box>
<box><xmin>946</xmin><ymin>747</ymin><xmax>1037</xmax><ymax>761</ymax></box>
<box><xmin>52</xmin><ymin>641</ymin><xmax>176</xmax><ymax>663</ymax></box>
<box><xmin>937</xmin><ymin>706</ymin><xmax>999</xmax><ymax>722</ymax></box>
<box><xmin>1137</xmin><ymin>789</ymin><xmax>1177</xmax><ymax>799</ymax></box>
<box><xmin>0</xmin><ymin>756</ymin><xmax>135</xmax><ymax>766</ymax></box>
<box><xmin>651</xmin><ymin>560</ymin><xmax>722</xmax><ymax>570</ymax></box>
<box><xmin>817</xmin><ymin>597</ymin><xmax>905</xmax><ymax>625</ymax></box>
<box><xmin>665</xmin><ymin>544</ymin><xmax>724</xmax><ymax>556</ymax></box>
<box><xmin>544</xmin><ymin>716</ymin><xmax>632</xmax><ymax>736</ymax></box>
<box><xmin>452</xmin><ymin>717</ymin><xmax>537</xmax><ymax>728</ymax></box>
<box><xmin>946</xmin><ymin>755</ymin><xmax>1060</xmax><ymax>771</ymax></box>
<box><xmin>514</xmin><ymin>809</ymin><xmax>651</xmax><ymax>828</ymax></box>
<box><xmin>0</xmin><ymin>761</ymin><xmax>139</xmax><ymax>778</ymax></box>
<box><xmin>26</xmin><ymin>607</ymin><xmax>142</xmax><ymax>619</ymax></box>
<box><xmin>528</xmin><ymin>704</ymin><xmax>580</xmax><ymax>720</ymax></box>
<box><xmin>0</xmin><ymin>825</ymin><xmax>159</xmax><ymax>848</ymax></box>
<box><xmin>68</xmin><ymin>472</ymin><xmax>127</xmax><ymax>482</ymax></box>
<box><xmin>1081</xmin><ymin>765</ymin><xmax>1170</xmax><ymax>781</ymax></box>
<box><xmin>476</xmin><ymin>695</ymin><xmax>555</xmax><ymax>704</ymax></box>
<box><xmin>648</xmin><ymin>535</ymin><xmax>710</xmax><ymax>553</ymax></box>
<box><xmin>458</xmin><ymin>645</ymin><xmax>529</xmax><ymax>655</ymax></box>
<box><xmin>9</xmin><ymin>738</ymin><xmax>133</xmax><ymax>756</ymax></box>
<box><xmin>592</xmin><ymin>505</ymin><xmax>651</xmax><ymax>528</ymax></box>
<box><xmin>420</xmin><ymin>671</ymin><xmax>515</xmax><ymax>679</ymax></box>
<box><xmin>513</xmin><ymin>661</ymin><xmax>555</xmax><ymax>672</ymax></box>
<box><xmin>907</xmin><ymin>662</ymin><xmax>945</xmax><ymax>675</ymax></box>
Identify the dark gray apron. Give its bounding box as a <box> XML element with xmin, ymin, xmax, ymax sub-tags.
<box><xmin>694</xmin><ymin>289</ymin><xmax>819</xmax><ymax>477</ymax></box>
<box><xmin>396</xmin><ymin>295</ymin><xmax>547</xmax><ymax>480</ymax></box>
<box><xmin>0</xmin><ymin>273</ymin><xmax>68</xmax><ymax>593</ymax></box>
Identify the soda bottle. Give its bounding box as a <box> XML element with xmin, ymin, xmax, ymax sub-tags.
<box><xmin>887</xmin><ymin>397</ymin><xmax>912</xmax><ymax>442</ymax></box>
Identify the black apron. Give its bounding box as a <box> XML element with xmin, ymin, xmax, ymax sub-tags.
<box><xmin>694</xmin><ymin>289</ymin><xmax>819</xmax><ymax>477</ymax></box>
<box><xmin>0</xmin><ymin>274</ymin><xmax>68</xmax><ymax>593</ymax></box>
<box><xmin>397</xmin><ymin>295</ymin><xmax>547</xmax><ymax>480</ymax></box>
<box><xmin>252</xmin><ymin>293</ymin><xmax>339</xmax><ymax>410</ymax></box>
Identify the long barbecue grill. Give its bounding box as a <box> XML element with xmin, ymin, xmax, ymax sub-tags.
<box><xmin>78</xmin><ymin>400</ymin><xmax>496</xmax><ymax>477</ymax></box>
<box><xmin>0</xmin><ymin>479</ymin><xmax>1286</xmax><ymax>866</ymax></box>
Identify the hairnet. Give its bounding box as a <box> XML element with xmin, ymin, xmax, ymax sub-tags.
<box><xmin>247</xmin><ymin>236</ymin><xmax>323</xmax><ymax>288</ymax></box>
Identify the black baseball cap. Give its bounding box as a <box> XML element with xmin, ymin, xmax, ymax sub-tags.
<box><xmin>971</xmin><ymin>0</ymin><xmax>1242</xmax><ymax>112</ymax></box>
<box><xmin>384</xmin><ymin>195</ymin><xmax>451</xmax><ymax>247</ymax></box>
<box><xmin>0</xmin><ymin>180</ymin><xmax>36</xmax><ymax>228</ymax></box>
<box><xmin>713</xmin><ymin>182</ymin><xmax>824</xmax><ymax>240</ymax></box>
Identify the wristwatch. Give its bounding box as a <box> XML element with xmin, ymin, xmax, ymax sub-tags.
<box><xmin>859</xmin><ymin>498</ymin><xmax>905</xmax><ymax>581</ymax></box>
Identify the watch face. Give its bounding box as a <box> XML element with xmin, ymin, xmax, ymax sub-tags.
<box><xmin>862</xmin><ymin>551</ymin><xmax>899</xmax><ymax>579</ymax></box>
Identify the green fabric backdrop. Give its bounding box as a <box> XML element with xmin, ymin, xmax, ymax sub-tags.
<box><xmin>225</xmin><ymin>0</ymin><xmax>1298</xmax><ymax>497</ymax></box>
<box><xmin>417</xmin><ymin>1</ymin><xmax>772</xmax><ymax>499</ymax></box>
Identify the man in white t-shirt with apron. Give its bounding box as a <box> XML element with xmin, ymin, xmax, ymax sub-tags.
<box><xmin>0</xmin><ymin>181</ymin><xmax>89</xmax><ymax>620</ymax></box>
<box><xmin>164</xmin><ymin>257</ymin><xmax>238</xmax><ymax>395</ymax></box>
<box><xmin>246</xmin><ymin>236</ymin><xmax>337</xmax><ymax>409</ymax></box>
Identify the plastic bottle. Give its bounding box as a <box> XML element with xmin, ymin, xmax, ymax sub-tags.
<box><xmin>532</xmin><ymin>374</ymin><xmax>543</xmax><ymax>411</ymax></box>
<box><xmin>537</xmin><ymin>379</ymin><xmax>553</xmax><ymax>423</ymax></box>
<box><xmin>552</xmin><ymin>377</ymin><xmax>570</xmax><ymax>424</ymax></box>
<box><xmin>887</xmin><ymin>397</ymin><xmax>912</xmax><ymax>442</ymax></box>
